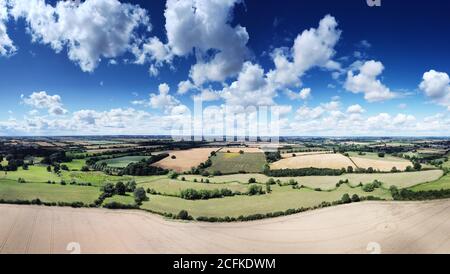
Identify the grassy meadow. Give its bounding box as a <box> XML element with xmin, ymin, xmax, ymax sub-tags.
<box><xmin>136</xmin><ymin>184</ymin><xmax>391</xmax><ymax>218</ymax></box>
<box><xmin>99</xmin><ymin>156</ymin><xmax>150</xmax><ymax>168</ymax></box>
<box><xmin>0</xmin><ymin>179</ymin><xmax>100</xmax><ymax>204</ymax></box>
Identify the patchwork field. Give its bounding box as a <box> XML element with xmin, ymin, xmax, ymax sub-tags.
<box><xmin>270</xmin><ymin>153</ymin><xmax>356</xmax><ymax>170</ymax></box>
<box><xmin>137</xmin><ymin>184</ymin><xmax>391</xmax><ymax>218</ymax></box>
<box><xmin>206</xmin><ymin>152</ymin><xmax>267</xmax><ymax>174</ymax></box>
<box><xmin>152</xmin><ymin>148</ymin><xmax>221</xmax><ymax>172</ymax></box>
<box><xmin>99</xmin><ymin>156</ymin><xmax>150</xmax><ymax>168</ymax></box>
<box><xmin>184</xmin><ymin>170</ymin><xmax>444</xmax><ymax>190</ymax></box>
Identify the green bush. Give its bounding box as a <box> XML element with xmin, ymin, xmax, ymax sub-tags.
<box><xmin>177</xmin><ymin>210</ymin><xmax>193</xmax><ymax>220</ymax></box>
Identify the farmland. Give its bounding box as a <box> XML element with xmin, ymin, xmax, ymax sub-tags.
<box><xmin>99</xmin><ymin>156</ymin><xmax>150</xmax><ymax>168</ymax></box>
<box><xmin>0</xmin><ymin>179</ymin><xmax>100</xmax><ymax>204</ymax></box>
<box><xmin>409</xmin><ymin>173</ymin><xmax>450</xmax><ymax>191</ymax></box>
<box><xmin>206</xmin><ymin>152</ymin><xmax>267</xmax><ymax>174</ymax></box>
<box><xmin>270</xmin><ymin>153</ymin><xmax>355</xmax><ymax>170</ymax></box>
<box><xmin>0</xmin><ymin>136</ymin><xmax>449</xmax><ymax>224</ymax></box>
<box><xmin>138</xmin><ymin>184</ymin><xmax>391</xmax><ymax>218</ymax></box>
<box><xmin>2</xmin><ymin>200</ymin><xmax>450</xmax><ymax>254</ymax></box>
<box><xmin>219</xmin><ymin>147</ymin><xmax>262</xmax><ymax>153</ymax></box>
<box><xmin>1</xmin><ymin>135</ymin><xmax>450</xmax><ymax>256</ymax></box>
<box><xmin>184</xmin><ymin>170</ymin><xmax>444</xmax><ymax>190</ymax></box>
<box><xmin>152</xmin><ymin>148</ymin><xmax>220</xmax><ymax>172</ymax></box>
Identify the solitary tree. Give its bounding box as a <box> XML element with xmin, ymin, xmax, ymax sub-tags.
<box><xmin>134</xmin><ymin>187</ymin><xmax>148</xmax><ymax>204</ymax></box>
<box><xmin>414</xmin><ymin>162</ymin><xmax>422</xmax><ymax>171</ymax></box>
<box><xmin>177</xmin><ymin>210</ymin><xmax>190</xmax><ymax>220</ymax></box>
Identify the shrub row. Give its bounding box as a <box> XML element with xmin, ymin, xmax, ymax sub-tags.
<box><xmin>0</xmin><ymin>199</ymin><xmax>94</xmax><ymax>208</ymax></box>
<box><xmin>179</xmin><ymin>188</ymin><xmax>235</xmax><ymax>200</ymax></box>
<box><xmin>264</xmin><ymin>167</ymin><xmax>345</xmax><ymax>177</ymax></box>
<box><xmin>103</xmin><ymin>201</ymin><xmax>139</xmax><ymax>209</ymax></box>
<box><xmin>391</xmin><ymin>186</ymin><xmax>450</xmax><ymax>201</ymax></box>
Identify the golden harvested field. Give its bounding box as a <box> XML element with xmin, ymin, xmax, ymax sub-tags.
<box><xmin>350</xmin><ymin>157</ymin><xmax>412</xmax><ymax>171</ymax></box>
<box><xmin>2</xmin><ymin>201</ymin><xmax>450</xmax><ymax>254</ymax></box>
<box><xmin>219</xmin><ymin>147</ymin><xmax>263</xmax><ymax>153</ymax></box>
<box><xmin>281</xmin><ymin>151</ymin><xmax>333</xmax><ymax>159</ymax></box>
<box><xmin>152</xmin><ymin>148</ymin><xmax>221</xmax><ymax>172</ymax></box>
<box><xmin>84</xmin><ymin>143</ymin><xmax>138</xmax><ymax>150</ymax></box>
<box><xmin>271</xmin><ymin>153</ymin><xmax>356</xmax><ymax>170</ymax></box>
<box><xmin>34</xmin><ymin>142</ymin><xmax>55</xmax><ymax>147</ymax></box>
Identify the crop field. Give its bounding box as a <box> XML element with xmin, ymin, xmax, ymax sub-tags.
<box><xmin>152</xmin><ymin>148</ymin><xmax>221</xmax><ymax>172</ymax></box>
<box><xmin>2</xmin><ymin>201</ymin><xmax>450</xmax><ymax>254</ymax></box>
<box><xmin>350</xmin><ymin>157</ymin><xmax>412</xmax><ymax>171</ymax></box>
<box><xmin>184</xmin><ymin>170</ymin><xmax>443</xmax><ymax>190</ymax></box>
<box><xmin>0</xmin><ymin>135</ymin><xmax>450</xmax><ymax>253</ymax></box>
<box><xmin>281</xmin><ymin>151</ymin><xmax>333</xmax><ymax>159</ymax></box>
<box><xmin>99</xmin><ymin>156</ymin><xmax>150</xmax><ymax>168</ymax></box>
<box><xmin>219</xmin><ymin>147</ymin><xmax>262</xmax><ymax>153</ymax></box>
<box><xmin>0</xmin><ymin>179</ymin><xmax>100</xmax><ymax>204</ymax></box>
<box><xmin>206</xmin><ymin>152</ymin><xmax>267</xmax><ymax>174</ymax></box>
<box><xmin>270</xmin><ymin>153</ymin><xmax>356</xmax><ymax>170</ymax></box>
<box><xmin>346</xmin><ymin>152</ymin><xmax>405</xmax><ymax>161</ymax></box>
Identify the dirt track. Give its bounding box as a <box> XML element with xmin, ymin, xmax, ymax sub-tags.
<box><xmin>1</xmin><ymin>200</ymin><xmax>450</xmax><ymax>254</ymax></box>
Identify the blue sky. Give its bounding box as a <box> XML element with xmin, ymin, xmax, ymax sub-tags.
<box><xmin>0</xmin><ymin>0</ymin><xmax>449</xmax><ymax>136</ymax></box>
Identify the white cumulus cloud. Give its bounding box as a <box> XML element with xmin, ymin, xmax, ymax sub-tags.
<box><xmin>344</xmin><ymin>60</ymin><xmax>397</xmax><ymax>102</ymax></box>
<box><xmin>267</xmin><ymin>14</ymin><xmax>342</xmax><ymax>88</ymax></box>
<box><xmin>419</xmin><ymin>70</ymin><xmax>450</xmax><ymax>110</ymax></box>
<box><xmin>164</xmin><ymin>0</ymin><xmax>249</xmax><ymax>85</ymax></box>
<box><xmin>346</xmin><ymin>104</ymin><xmax>365</xmax><ymax>114</ymax></box>
<box><xmin>9</xmin><ymin>0</ymin><xmax>151</xmax><ymax>72</ymax></box>
<box><xmin>0</xmin><ymin>0</ymin><xmax>16</xmax><ymax>56</ymax></box>
<box><xmin>22</xmin><ymin>91</ymin><xmax>68</xmax><ymax>115</ymax></box>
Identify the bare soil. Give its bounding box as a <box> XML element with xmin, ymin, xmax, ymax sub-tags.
<box><xmin>1</xmin><ymin>200</ymin><xmax>450</xmax><ymax>254</ymax></box>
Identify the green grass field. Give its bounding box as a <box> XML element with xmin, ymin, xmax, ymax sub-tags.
<box><xmin>99</xmin><ymin>156</ymin><xmax>150</xmax><ymax>168</ymax></box>
<box><xmin>0</xmin><ymin>165</ymin><xmax>136</xmax><ymax>186</ymax></box>
<box><xmin>0</xmin><ymin>165</ymin><xmax>62</xmax><ymax>182</ymax></box>
<box><xmin>409</xmin><ymin>174</ymin><xmax>450</xmax><ymax>191</ymax></box>
<box><xmin>138</xmin><ymin>178</ymin><xmax>250</xmax><ymax>196</ymax></box>
<box><xmin>206</xmin><ymin>152</ymin><xmax>267</xmax><ymax>174</ymax></box>
<box><xmin>135</xmin><ymin>184</ymin><xmax>391</xmax><ymax>218</ymax></box>
<box><xmin>64</xmin><ymin>159</ymin><xmax>86</xmax><ymax>171</ymax></box>
<box><xmin>0</xmin><ymin>179</ymin><xmax>100</xmax><ymax>204</ymax></box>
<box><xmin>443</xmin><ymin>156</ymin><xmax>450</xmax><ymax>168</ymax></box>
<box><xmin>184</xmin><ymin>170</ymin><xmax>443</xmax><ymax>190</ymax></box>
<box><xmin>346</xmin><ymin>151</ymin><xmax>408</xmax><ymax>162</ymax></box>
